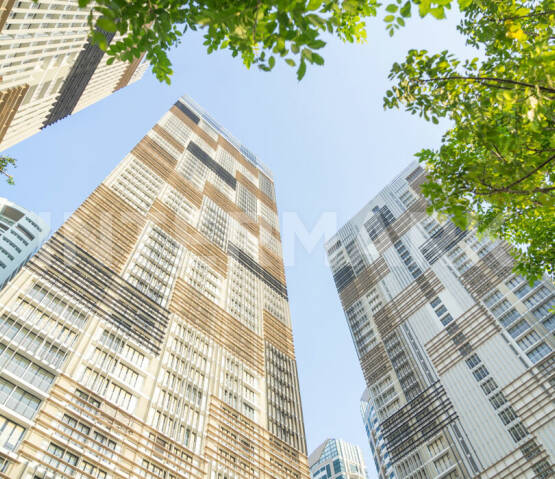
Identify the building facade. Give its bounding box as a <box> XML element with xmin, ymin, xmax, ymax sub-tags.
<box><xmin>326</xmin><ymin>162</ymin><xmax>554</xmax><ymax>479</ymax></box>
<box><xmin>0</xmin><ymin>0</ymin><xmax>147</xmax><ymax>150</ymax></box>
<box><xmin>0</xmin><ymin>197</ymin><xmax>49</xmax><ymax>290</ymax></box>
<box><xmin>309</xmin><ymin>438</ymin><xmax>368</xmax><ymax>479</ymax></box>
<box><xmin>360</xmin><ymin>388</ymin><xmax>395</xmax><ymax>479</ymax></box>
<box><xmin>0</xmin><ymin>96</ymin><xmax>309</xmax><ymax>479</ymax></box>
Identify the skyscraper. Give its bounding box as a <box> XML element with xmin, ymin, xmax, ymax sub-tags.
<box><xmin>0</xmin><ymin>96</ymin><xmax>309</xmax><ymax>479</ymax></box>
<box><xmin>326</xmin><ymin>162</ymin><xmax>554</xmax><ymax>479</ymax></box>
<box><xmin>360</xmin><ymin>389</ymin><xmax>395</xmax><ymax>479</ymax></box>
<box><xmin>0</xmin><ymin>0</ymin><xmax>147</xmax><ymax>150</ymax></box>
<box><xmin>309</xmin><ymin>438</ymin><xmax>368</xmax><ymax>479</ymax></box>
<box><xmin>0</xmin><ymin>197</ymin><xmax>49</xmax><ymax>290</ymax></box>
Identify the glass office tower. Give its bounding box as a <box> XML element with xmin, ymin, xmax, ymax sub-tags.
<box><xmin>326</xmin><ymin>162</ymin><xmax>554</xmax><ymax>479</ymax></box>
<box><xmin>0</xmin><ymin>96</ymin><xmax>309</xmax><ymax>479</ymax></box>
<box><xmin>309</xmin><ymin>438</ymin><xmax>368</xmax><ymax>479</ymax></box>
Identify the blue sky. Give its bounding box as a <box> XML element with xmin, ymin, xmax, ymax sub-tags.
<box><xmin>1</xmin><ymin>11</ymin><xmax>469</xmax><ymax>478</ymax></box>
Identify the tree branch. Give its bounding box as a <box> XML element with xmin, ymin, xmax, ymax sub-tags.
<box><xmin>418</xmin><ymin>76</ymin><xmax>555</xmax><ymax>94</ymax></box>
<box><xmin>504</xmin><ymin>154</ymin><xmax>555</xmax><ymax>190</ymax></box>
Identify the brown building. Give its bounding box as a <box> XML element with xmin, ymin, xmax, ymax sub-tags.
<box><xmin>0</xmin><ymin>96</ymin><xmax>310</xmax><ymax>479</ymax></box>
<box><xmin>0</xmin><ymin>0</ymin><xmax>147</xmax><ymax>150</ymax></box>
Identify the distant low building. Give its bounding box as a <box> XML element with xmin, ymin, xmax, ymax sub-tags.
<box><xmin>309</xmin><ymin>438</ymin><xmax>368</xmax><ymax>479</ymax></box>
<box><xmin>0</xmin><ymin>198</ymin><xmax>49</xmax><ymax>290</ymax></box>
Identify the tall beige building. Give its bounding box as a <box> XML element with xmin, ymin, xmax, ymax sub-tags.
<box><xmin>0</xmin><ymin>0</ymin><xmax>147</xmax><ymax>150</ymax></box>
<box><xmin>0</xmin><ymin>96</ymin><xmax>309</xmax><ymax>479</ymax></box>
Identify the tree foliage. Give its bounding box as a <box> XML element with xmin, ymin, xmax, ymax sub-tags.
<box><xmin>384</xmin><ymin>0</ymin><xmax>555</xmax><ymax>281</ymax></box>
<box><xmin>0</xmin><ymin>156</ymin><xmax>15</xmax><ymax>185</ymax></box>
<box><xmin>80</xmin><ymin>0</ymin><xmax>378</xmax><ymax>82</ymax></box>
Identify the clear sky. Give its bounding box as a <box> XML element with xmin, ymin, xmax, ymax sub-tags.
<box><xmin>1</xmin><ymin>12</ymin><xmax>469</xmax><ymax>478</ymax></box>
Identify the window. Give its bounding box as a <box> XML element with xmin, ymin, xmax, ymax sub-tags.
<box><xmin>0</xmin><ymin>377</ymin><xmax>41</xmax><ymax>419</ymax></box>
<box><xmin>199</xmin><ymin>198</ymin><xmax>229</xmax><ymax>249</ymax></box>
<box><xmin>110</xmin><ymin>158</ymin><xmax>163</xmax><ymax>213</ymax></box>
<box><xmin>499</xmin><ymin>309</ymin><xmax>520</xmax><ymax>328</ymax></box>
<box><xmin>435</xmin><ymin>305</ymin><xmax>447</xmax><ymax>317</ymax></box>
<box><xmin>161</xmin><ymin>186</ymin><xmax>197</xmax><ymax>225</ymax></box>
<box><xmin>480</xmin><ymin>378</ymin><xmax>498</xmax><ymax>395</ymax></box>
<box><xmin>183</xmin><ymin>253</ymin><xmax>223</xmax><ymax>305</ymax></box>
<box><xmin>498</xmin><ymin>406</ymin><xmax>518</xmax><ymax>425</ymax></box>
<box><xmin>428</xmin><ymin>436</ymin><xmax>446</xmax><ymax>456</ymax></box>
<box><xmin>532</xmin><ymin>300</ymin><xmax>555</xmax><ymax>321</ymax></box>
<box><xmin>162</xmin><ymin>114</ymin><xmax>192</xmax><ymax>145</ymax></box>
<box><xmin>473</xmin><ymin>365</ymin><xmax>489</xmax><ymax>381</ymax></box>
<box><xmin>433</xmin><ymin>310</ymin><xmax>450</xmax><ymax>325</ymax></box>
<box><xmin>45</xmin><ymin>443</ymin><xmax>79</xmax><ymax>475</ymax></box>
<box><xmin>465</xmin><ymin>354</ymin><xmax>480</xmax><ymax>369</ymax></box>
<box><xmin>517</xmin><ymin>331</ymin><xmax>541</xmax><ymax>350</ymax></box>
<box><xmin>514</xmin><ymin>283</ymin><xmax>534</xmax><ymax>299</ymax></box>
<box><xmin>491</xmin><ymin>299</ymin><xmax>511</xmax><ymax>317</ymax></box>
<box><xmin>237</xmin><ymin>183</ymin><xmax>258</xmax><ymax>221</ymax></box>
<box><xmin>523</xmin><ymin>287</ymin><xmax>551</xmax><ymax>308</ymax></box>
<box><xmin>177</xmin><ymin>147</ymin><xmax>209</xmax><ymax>190</ymax></box>
<box><xmin>532</xmin><ymin>459</ymin><xmax>552</xmax><ymax>479</ymax></box>
<box><xmin>259</xmin><ymin>173</ymin><xmax>275</xmax><ymax>201</ymax></box>
<box><xmin>508</xmin><ymin>422</ymin><xmax>528</xmax><ymax>442</ymax></box>
<box><xmin>508</xmin><ymin>319</ymin><xmax>530</xmax><ymax>338</ymax></box>
<box><xmin>125</xmin><ymin>224</ymin><xmax>182</xmax><ymax>306</ymax></box>
<box><xmin>399</xmin><ymin>190</ymin><xmax>416</xmax><ymax>209</ymax></box>
<box><xmin>506</xmin><ymin>276</ymin><xmax>525</xmax><ymax>290</ymax></box>
<box><xmin>527</xmin><ymin>342</ymin><xmax>552</xmax><ymax>363</ymax></box>
<box><xmin>0</xmin><ymin>415</ymin><xmax>25</xmax><ymax>451</ymax></box>
<box><xmin>489</xmin><ymin>392</ymin><xmax>507</xmax><ymax>409</ymax></box>
<box><xmin>77</xmin><ymin>461</ymin><xmax>107</xmax><ymax>479</ymax></box>
<box><xmin>484</xmin><ymin>290</ymin><xmax>503</xmax><ymax>308</ymax></box>
<box><xmin>434</xmin><ymin>453</ymin><xmax>452</xmax><ymax>474</ymax></box>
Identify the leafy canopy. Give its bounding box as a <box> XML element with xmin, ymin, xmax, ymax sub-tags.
<box><xmin>79</xmin><ymin>0</ymin><xmax>379</xmax><ymax>82</ymax></box>
<box><xmin>0</xmin><ymin>157</ymin><xmax>15</xmax><ymax>185</ymax></box>
<box><xmin>384</xmin><ymin>0</ymin><xmax>555</xmax><ymax>281</ymax></box>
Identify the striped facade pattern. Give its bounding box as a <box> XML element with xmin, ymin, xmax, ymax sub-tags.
<box><xmin>0</xmin><ymin>97</ymin><xmax>309</xmax><ymax>479</ymax></box>
<box><xmin>328</xmin><ymin>162</ymin><xmax>554</xmax><ymax>479</ymax></box>
<box><xmin>0</xmin><ymin>0</ymin><xmax>147</xmax><ymax>150</ymax></box>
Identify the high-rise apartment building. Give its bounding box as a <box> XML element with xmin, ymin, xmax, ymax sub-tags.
<box><xmin>326</xmin><ymin>162</ymin><xmax>554</xmax><ymax>479</ymax></box>
<box><xmin>0</xmin><ymin>96</ymin><xmax>309</xmax><ymax>479</ymax></box>
<box><xmin>0</xmin><ymin>0</ymin><xmax>147</xmax><ymax>150</ymax></box>
<box><xmin>360</xmin><ymin>388</ymin><xmax>395</xmax><ymax>479</ymax></box>
<box><xmin>0</xmin><ymin>197</ymin><xmax>49</xmax><ymax>290</ymax></box>
<box><xmin>309</xmin><ymin>438</ymin><xmax>368</xmax><ymax>479</ymax></box>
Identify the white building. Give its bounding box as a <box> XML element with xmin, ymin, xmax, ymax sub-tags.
<box><xmin>326</xmin><ymin>161</ymin><xmax>554</xmax><ymax>479</ymax></box>
<box><xmin>0</xmin><ymin>198</ymin><xmax>48</xmax><ymax>289</ymax></box>
<box><xmin>310</xmin><ymin>438</ymin><xmax>368</xmax><ymax>479</ymax></box>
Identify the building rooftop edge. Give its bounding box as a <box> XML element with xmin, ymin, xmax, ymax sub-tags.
<box><xmin>324</xmin><ymin>160</ymin><xmax>420</xmax><ymax>249</ymax></box>
<box><xmin>179</xmin><ymin>95</ymin><xmax>273</xmax><ymax>179</ymax></box>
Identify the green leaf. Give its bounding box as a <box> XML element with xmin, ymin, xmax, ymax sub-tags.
<box><xmin>97</xmin><ymin>16</ymin><xmax>117</xmax><ymax>33</ymax></box>
<box><xmin>285</xmin><ymin>58</ymin><xmax>296</xmax><ymax>67</ymax></box>
<box><xmin>297</xmin><ymin>59</ymin><xmax>307</xmax><ymax>80</ymax></box>
<box><xmin>400</xmin><ymin>1</ymin><xmax>411</xmax><ymax>17</ymax></box>
<box><xmin>429</xmin><ymin>7</ymin><xmax>445</xmax><ymax>19</ymax></box>
<box><xmin>312</xmin><ymin>52</ymin><xmax>324</xmax><ymax>65</ymax></box>
<box><xmin>307</xmin><ymin>0</ymin><xmax>322</xmax><ymax>10</ymax></box>
<box><xmin>385</xmin><ymin>4</ymin><xmax>398</xmax><ymax>13</ymax></box>
<box><xmin>384</xmin><ymin>15</ymin><xmax>395</xmax><ymax>22</ymax></box>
